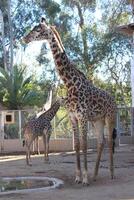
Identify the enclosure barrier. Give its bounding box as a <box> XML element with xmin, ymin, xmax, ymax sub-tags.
<box><xmin>0</xmin><ymin>107</ymin><xmax>134</xmax><ymax>153</ymax></box>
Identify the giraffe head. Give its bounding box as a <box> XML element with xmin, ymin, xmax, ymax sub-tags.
<box><xmin>23</xmin><ymin>18</ymin><xmax>52</xmax><ymax>44</ymax></box>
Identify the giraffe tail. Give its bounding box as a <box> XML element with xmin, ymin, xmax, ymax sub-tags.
<box><xmin>112</xmin><ymin>128</ymin><xmax>117</xmax><ymax>154</ymax></box>
<box><xmin>22</xmin><ymin>140</ymin><xmax>25</xmax><ymax>147</ymax></box>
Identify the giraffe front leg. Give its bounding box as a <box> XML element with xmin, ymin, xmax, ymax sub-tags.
<box><xmin>46</xmin><ymin>133</ymin><xmax>50</xmax><ymax>162</ymax></box>
<box><xmin>43</xmin><ymin>134</ymin><xmax>47</xmax><ymax>162</ymax></box>
<box><xmin>80</xmin><ymin>120</ymin><xmax>89</xmax><ymax>185</ymax></box>
<box><xmin>75</xmin><ymin>146</ymin><xmax>81</xmax><ymax>183</ymax></box>
<box><xmin>70</xmin><ymin>114</ymin><xmax>81</xmax><ymax>183</ymax></box>
<box><xmin>93</xmin><ymin>142</ymin><xmax>104</xmax><ymax>181</ymax></box>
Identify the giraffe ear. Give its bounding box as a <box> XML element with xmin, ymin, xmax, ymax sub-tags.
<box><xmin>41</xmin><ymin>17</ymin><xmax>47</xmax><ymax>24</ymax></box>
<box><xmin>51</xmin><ymin>25</ymin><xmax>56</xmax><ymax>29</ymax></box>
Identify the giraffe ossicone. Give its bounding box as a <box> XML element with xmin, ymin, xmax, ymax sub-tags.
<box><xmin>23</xmin><ymin>19</ymin><xmax>117</xmax><ymax>184</ymax></box>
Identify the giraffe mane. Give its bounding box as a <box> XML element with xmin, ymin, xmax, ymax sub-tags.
<box><xmin>74</xmin><ymin>65</ymin><xmax>87</xmax><ymax>79</ymax></box>
<box><xmin>50</xmin><ymin>26</ymin><xmax>65</xmax><ymax>52</ymax></box>
<box><xmin>51</xmin><ymin>26</ymin><xmax>87</xmax><ymax>79</ymax></box>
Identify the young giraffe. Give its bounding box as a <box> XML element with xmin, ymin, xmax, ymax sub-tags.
<box><xmin>31</xmin><ymin>107</ymin><xmax>47</xmax><ymax>155</ymax></box>
<box><xmin>23</xmin><ymin>18</ymin><xmax>117</xmax><ymax>184</ymax></box>
<box><xmin>23</xmin><ymin>97</ymin><xmax>65</xmax><ymax>166</ymax></box>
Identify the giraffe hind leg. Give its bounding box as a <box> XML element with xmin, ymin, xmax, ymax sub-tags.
<box><xmin>26</xmin><ymin>145</ymin><xmax>32</xmax><ymax>166</ymax></box>
<box><xmin>27</xmin><ymin>145</ymin><xmax>32</xmax><ymax>166</ymax></box>
<box><xmin>37</xmin><ymin>136</ymin><xmax>40</xmax><ymax>155</ymax></box>
<box><xmin>108</xmin><ymin>127</ymin><xmax>115</xmax><ymax>179</ymax></box>
<box><xmin>43</xmin><ymin>130</ymin><xmax>49</xmax><ymax>163</ymax></box>
<box><xmin>80</xmin><ymin>119</ymin><xmax>89</xmax><ymax>185</ymax></box>
<box><xmin>93</xmin><ymin>120</ymin><xmax>105</xmax><ymax>181</ymax></box>
<box><xmin>93</xmin><ymin>143</ymin><xmax>104</xmax><ymax>181</ymax></box>
<box><xmin>70</xmin><ymin>113</ymin><xmax>81</xmax><ymax>183</ymax></box>
<box><xmin>45</xmin><ymin>133</ymin><xmax>49</xmax><ymax>162</ymax></box>
<box><xmin>46</xmin><ymin>132</ymin><xmax>51</xmax><ymax>162</ymax></box>
<box><xmin>25</xmin><ymin>139</ymin><xmax>30</xmax><ymax>166</ymax></box>
<box><xmin>106</xmin><ymin>118</ymin><xmax>115</xmax><ymax>179</ymax></box>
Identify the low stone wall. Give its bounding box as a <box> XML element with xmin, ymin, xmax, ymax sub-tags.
<box><xmin>0</xmin><ymin>138</ymin><xmax>99</xmax><ymax>153</ymax></box>
<box><xmin>0</xmin><ymin>138</ymin><xmax>73</xmax><ymax>153</ymax></box>
<box><xmin>0</xmin><ymin>136</ymin><xmax>121</xmax><ymax>154</ymax></box>
<box><xmin>119</xmin><ymin>136</ymin><xmax>134</xmax><ymax>145</ymax></box>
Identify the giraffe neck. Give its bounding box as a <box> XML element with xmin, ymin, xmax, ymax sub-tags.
<box><xmin>38</xmin><ymin>101</ymin><xmax>60</xmax><ymax>122</ymax></box>
<box><xmin>48</xmin><ymin>32</ymin><xmax>69</xmax><ymax>81</ymax></box>
<box><xmin>48</xmin><ymin>28</ymin><xmax>86</xmax><ymax>88</ymax></box>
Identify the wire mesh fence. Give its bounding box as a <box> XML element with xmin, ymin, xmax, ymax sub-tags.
<box><xmin>117</xmin><ymin>107</ymin><xmax>133</xmax><ymax>137</ymax></box>
<box><xmin>0</xmin><ymin>108</ymin><xmax>72</xmax><ymax>140</ymax></box>
<box><xmin>0</xmin><ymin>106</ymin><xmax>134</xmax><ymax>141</ymax></box>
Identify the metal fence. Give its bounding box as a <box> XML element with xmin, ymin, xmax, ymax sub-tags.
<box><xmin>116</xmin><ymin>107</ymin><xmax>134</xmax><ymax>137</ymax></box>
<box><xmin>0</xmin><ymin>108</ymin><xmax>72</xmax><ymax>141</ymax></box>
<box><xmin>0</xmin><ymin>110</ymin><xmax>34</xmax><ymax>140</ymax></box>
<box><xmin>0</xmin><ymin>107</ymin><xmax>134</xmax><ymax>145</ymax></box>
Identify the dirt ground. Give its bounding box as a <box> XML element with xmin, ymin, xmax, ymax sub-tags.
<box><xmin>0</xmin><ymin>145</ymin><xmax>134</xmax><ymax>200</ymax></box>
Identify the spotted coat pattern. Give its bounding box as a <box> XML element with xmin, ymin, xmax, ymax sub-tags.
<box><xmin>23</xmin><ymin>98</ymin><xmax>64</xmax><ymax>165</ymax></box>
<box><xmin>23</xmin><ymin>19</ymin><xmax>117</xmax><ymax>184</ymax></box>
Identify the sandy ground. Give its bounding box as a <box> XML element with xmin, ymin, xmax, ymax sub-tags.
<box><xmin>0</xmin><ymin>145</ymin><xmax>134</xmax><ymax>200</ymax></box>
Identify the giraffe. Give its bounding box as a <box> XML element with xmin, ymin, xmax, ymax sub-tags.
<box><xmin>23</xmin><ymin>97</ymin><xmax>65</xmax><ymax>166</ymax></box>
<box><xmin>31</xmin><ymin>107</ymin><xmax>47</xmax><ymax>155</ymax></box>
<box><xmin>23</xmin><ymin>18</ymin><xmax>117</xmax><ymax>184</ymax></box>
<box><xmin>32</xmin><ymin>89</ymin><xmax>53</xmax><ymax>154</ymax></box>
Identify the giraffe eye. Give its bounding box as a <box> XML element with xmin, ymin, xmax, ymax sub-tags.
<box><xmin>36</xmin><ymin>28</ymin><xmax>41</xmax><ymax>32</ymax></box>
<box><xmin>34</xmin><ymin>26</ymin><xmax>41</xmax><ymax>32</ymax></box>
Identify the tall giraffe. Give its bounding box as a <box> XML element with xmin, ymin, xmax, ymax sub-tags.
<box><xmin>23</xmin><ymin>97</ymin><xmax>65</xmax><ymax>166</ymax></box>
<box><xmin>23</xmin><ymin>18</ymin><xmax>117</xmax><ymax>184</ymax></box>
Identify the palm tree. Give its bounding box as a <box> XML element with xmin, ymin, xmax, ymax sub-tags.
<box><xmin>0</xmin><ymin>65</ymin><xmax>43</xmax><ymax>109</ymax></box>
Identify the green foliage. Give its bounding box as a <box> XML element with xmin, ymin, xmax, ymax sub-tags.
<box><xmin>0</xmin><ymin>0</ymin><xmax>133</xmax><ymax>108</ymax></box>
<box><xmin>4</xmin><ymin>124</ymin><xmax>19</xmax><ymax>139</ymax></box>
<box><xmin>52</xmin><ymin>106</ymin><xmax>72</xmax><ymax>138</ymax></box>
<box><xmin>0</xmin><ymin>65</ymin><xmax>45</xmax><ymax>109</ymax></box>
<box><xmin>12</xmin><ymin>1</ymin><xmax>43</xmax><ymax>40</ymax></box>
<box><xmin>40</xmin><ymin>0</ymin><xmax>61</xmax><ymax>21</ymax></box>
<box><xmin>93</xmin><ymin>76</ymin><xmax>131</xmax><ymax>106</ymax></box>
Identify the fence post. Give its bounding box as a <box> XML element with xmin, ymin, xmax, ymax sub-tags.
<box><xmin>131</xmin><ymin>107</ymin><xmax>134</xmax><ymax>143</ymax></box>
<box><xmin>54</xmin><ymin>116</ymin><xmax>56</xmax><ymax>139</ymax></box>
<box><xmin>116</xmin><ymin>108</ymin><xmax>120</xmax><ymax>135</ymax></box>
<box><xmin>18</xmin><ymin>110</ymin><xmax>22</xmax><ymax>140</ymax></box>
<box><xmin>0</xmin><ymin>111</ymin><xmax>5</xmax><ymax>152</ymax></box>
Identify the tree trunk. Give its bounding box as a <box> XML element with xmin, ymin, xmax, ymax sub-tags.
<box><xmin>76</xmin><ymin>3</ymin><xmax>93</xmax><ymax>79</ymax></box>
<box><xmin>7</xmin><ymin>0</ymin><xmax>13</xmax><ymax>75</ymax></box>
<box><xmin>0</xmin><ymin>9</ymin><xmax>8</xmax><ymax>70</ymax></box>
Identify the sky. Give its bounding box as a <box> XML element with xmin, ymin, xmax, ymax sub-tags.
<box><xmin>1</xmin><ymin>0</ymin><xmax>133</xmax><ymax>106</ymax></box>
<box><xmin>14</xmin><ymin>41</ymin><xmax>46</xmax><ymax>78</ymax></box>
<box><xmin>14</xmin><ymin>2</ymin><xmax>103</xmax><ymax>80</ymax></box>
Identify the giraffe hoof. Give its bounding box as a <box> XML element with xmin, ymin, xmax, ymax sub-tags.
<box><xmin>75</xmin><ymin>177</ymin><xmax>81</xmax><ymax>184</ymax></box>
<box><xmin>82</xmin><ymin>182</ymin><xmax>89</xmax><ymax>186</ymax></box>
<box><xmin>82</xmin><ymin>171</ymin><xmax>89</xmax><ymax>185</ymax></box>
<box><xmin>75</xmin><ymin>180</ymin><xmax>81</xmax><ymax>184</ymax></box>
<box><xmin>111</xmin><ymin>175</ymin><xmax>115</xmax><ymax>180</ymax></box>
<box><xmin>45</xmin><ymin>160</ymin><xmax>50</xmax><ymax>164</ymax></box>
<box><xmin>82</xmin><ymin>179</ymin><xmax>89</xmax><ymax>186</ymax></box>
<box><xmin>93</xmin><ymin>176</ymin><xmax>97</xmax><ymax>181</ymax></box>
